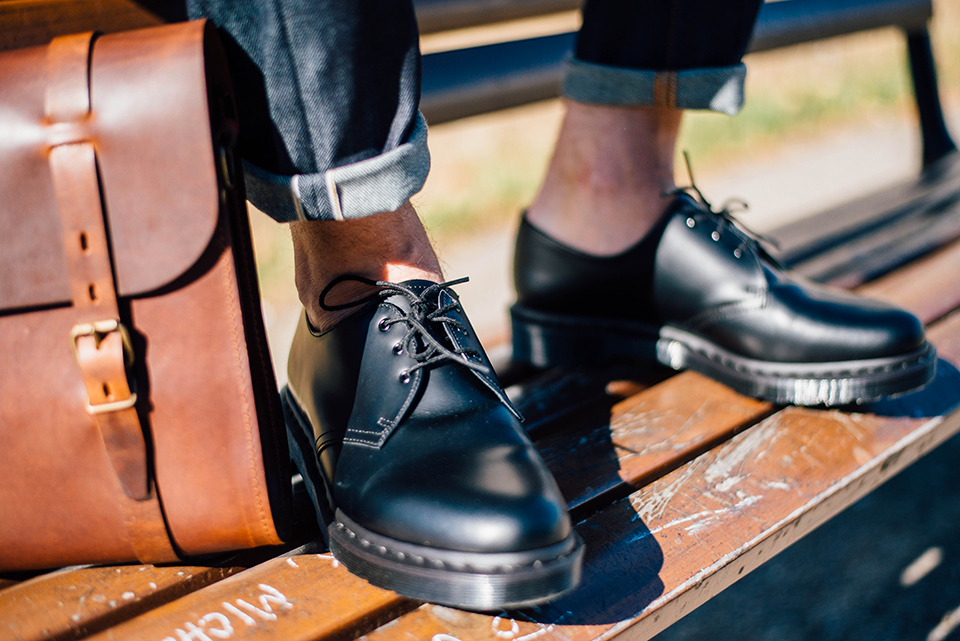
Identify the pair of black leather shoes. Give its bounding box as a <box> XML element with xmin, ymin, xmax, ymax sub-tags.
<box><xmin>284</xmin><ymin>192</ymin><xmax>936</xmax><ymax>609</ymax></box>
<box><xmin>512</xmin><ymin>192</ymin><xmax>937</xmax><ymax>405</ymax></box>
<box><xmin>283</xmin><ymin>277</ymin><xmax>583</xmax><ymax>610</ymax></box>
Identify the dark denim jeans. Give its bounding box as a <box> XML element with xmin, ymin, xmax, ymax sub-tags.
<box><xmin>185</xmin><ymin>0</ymin><xmax>762</xmax><ymax>222</ymax></box>
<box><xmin>568</xmin><ymin>0</ymin><xmax>764</xmax><ymax>114</ymax></box>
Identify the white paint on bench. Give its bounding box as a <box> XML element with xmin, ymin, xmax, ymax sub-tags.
<box><xmin>159</xmin><ymin>584</ymin><xmax>293</xmax><ymax>641</ymax></box>
<box><xmin>901</xmin><ymin>547</ymin><xmax>944</xmax><ymax>587</ymax></box>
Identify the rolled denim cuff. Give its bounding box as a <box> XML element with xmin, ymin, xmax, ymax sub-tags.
<box><xmin>562</xmin><ymin>56</ymin><xmax>747</xmax><ymax>116</ymax></box>
<box><xmin>243</xmin><ymin>112</ymin><xmax>431</xmax><ymax>222</ymax></box>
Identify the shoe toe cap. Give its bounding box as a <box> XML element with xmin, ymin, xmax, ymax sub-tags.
<box><xmin>781</xmin><ymin>286</ymin><xmax>927</xmax><ymax>361</ymax></box>
<box><xmin>343</xmin><ymin>443</ymin><xmax>571</xmax><ymax>554</ymax></box>
<box><xmin>714</xmin><ymin>280</ymin><xmax>930</xmax><ymax>363</ymax></box>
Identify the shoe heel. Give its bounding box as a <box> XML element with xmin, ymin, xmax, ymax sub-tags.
<box><xmin>281</xmin><ymin>386</ymin><xmax>335</xmax><ymax>543</ymax></box>
<box><xmin>511</xmin><ymin>304</ymin><xmax>658</xmax><ymax>368</ymax></box>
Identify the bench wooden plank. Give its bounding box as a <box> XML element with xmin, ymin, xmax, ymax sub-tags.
<box><xmin>359</xmin><ymin>359</ymin><xmax>960</xmax><ymax>641</ymax></box>
<box><xmin>0</xmin><ymin>0</ymin><xmax>173</xmax><ymax>52</ymax></box>
<box><xmin>0</xmin><ymin>564</ymin><xmax>243</xmax><ymax>641</ymax></box>
<box><xmin>0</xmin><ymin>517</ymin><xmax>319</xmax><ymax>641</ymax></box>
<box><xmin>791</xmin><ymin>198</ymin><xmax>960</xmax><ymax>288</ymax></box>
<box><xmin>776</xmin><ymin>155</ymin><xmax>960</xmax><ymax>267</ymax></box>
<box><xmin>927</xmin><ymin>308</ymin><xmax>960</xmax><ymax>363</ymax></box>
<box><xmin>80</xmin><ymin>552</ymin><xmax>416</xmax><ymax>641</ymax></box>
<box><xmin>539</xmin><ymin>373</ymin><xmax>774</xmax><ymax>514</ymax></box>
<box><xmin>856</xmin><ymin>238</ymin><xmax>960</xmax><ymax>323</ymax></box>
<box><xmin>509</xmin><ymin>368</ymin><xmax>653</xmax><ymax>435</ymax></box>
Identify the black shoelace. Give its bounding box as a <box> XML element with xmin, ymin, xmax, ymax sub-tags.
<box><xmin>319</xmin><ymin>275</ymin><xmax>491</xmax><ymax>379</ymax></box>
<box><xmin>664</xmin><ymin>152</ymin><xmax>781</xmax><ymax>259</ymax></box>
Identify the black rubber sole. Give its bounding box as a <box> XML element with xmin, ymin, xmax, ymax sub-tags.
<box><xmin>330</xmin><ymin>511</ymin><xmax>582</xmax><ymax>610</ymax></box>
<box><xmin>511</xmin><ymin>304</ymin><xmax>938</xmax><ymax>406</ymax></box>
<box><xmin>281</xmin><ymin>386</ymin><xmax>585</xmax><ymax>609</ymax></box>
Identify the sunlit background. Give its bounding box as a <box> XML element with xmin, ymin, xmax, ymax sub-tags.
<box><xmin>250</xmin><ymin>0</ymin><xmax>960</xmax><ymax>384</ymax></box>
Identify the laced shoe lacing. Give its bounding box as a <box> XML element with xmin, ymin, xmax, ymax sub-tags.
<box><xmin>664</xmin><ymin>152</ymin><xmax>781</xmax><ymax>261</ymax></box>
<box><xmin>318</xmin><ymin>275</ymin><xmax>492</xmax><ymax>383</ymax></box>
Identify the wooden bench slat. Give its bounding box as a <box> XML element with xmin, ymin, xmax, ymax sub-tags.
<box><xmin>927</xmin><ymin>308</ymin><xmax>960</xmax><ymax>364</ymax></box>
<box><xmin>776</xmin><ymin>155</ymin><xmax>960</xmax><ymax>267</ymax></box>
<box><xmin>80</xmin><ymin>553</ymin><xmax>415</xmax><ymax>641</ymax></box>
<box><xmin>792</xmin><ymin>200</ymin><xmax>960</xmax><ymax>288</ymax></box>
<box><xmin>539</xmin><ymin>372</ymin><xmax>774</xmax><ymax>515</ymax></box>
<box><xmin>509</xmin><ymin>369</ymin><xmax>653</xmax><ymax>436</ymax></box>
<box><xmin>0</xmin><ymin>565</ymin><xmax>243</xmax><ymax>641</ymax></box>
<box><xmin>856</xmin><ymin>238</ymin><xmax>960</xmax><ymax>323</ymax></box>
<box><xmin>0</xmin><ymin>0</ymin><xmax>172</xmax><ymax>53</ymax></box>
<box><xmin>359</xmin><ymin>358</ymin><xmax>960</xmax><ymax>641</ymax></box>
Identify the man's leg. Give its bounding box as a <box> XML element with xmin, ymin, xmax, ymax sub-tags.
<box><xmin>527</xmin><ymin>0</ymin><xmax>759</xmax><ymax>255</ymax></box>
<box><xmin>526</xmin><ymin>103</ymin><xmax>681</xmax><ymax>255</ymax></box>
<box><xmin>186</xmin><ymin>0</ymin><xmax>583</xmax><ymax>608</ymax></box>
<box><xmin>186</xmin><ymin>0</ymin><xmax>438</xmax><ymax>330</ymax></box>
<box><xmin>513</xmin><ymin>0</ymin><xmax>936</xmax><ymax>406</ymax></box>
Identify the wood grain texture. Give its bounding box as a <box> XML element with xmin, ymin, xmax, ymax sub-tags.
<box><xmin>81</xmin><ymin>554</ymin><xmax>417</xmax><ymax>641</ymax></box>
<box><xmin>509</xmin><ymin>367</ymin><xmax>655</xmax><ymax>435</ymax></box>
<box><xmin>0</xmin><ymin>564</ymin><xmax>241</xmax><ymax>641</ymax></box>
<box><xmin>928</xmin><ymin>309</ymin><xmax>960</xmax><ymax>364</ymax></box>
<box><xmin>538</xmin><ymin>372</ymin><xmax>774</xmax><ymax>514</ymax></box>
<box><xmin>0</xmin><ymin>1</ymin><xmax>176</xmax><ymax>52</ymax></box>
<box><xmin>855</xmin><ymin>239</ymin><xmax>960</xmax><ymax>323</ymax></box>
<box><xmin>361</xmin><ymin>365</ymin><xmax>960</xmax><ymax>641</ymax></box>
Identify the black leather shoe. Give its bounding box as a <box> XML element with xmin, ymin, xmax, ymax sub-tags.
<box><xmin>283</xmin><ymin>278</ymin><xmax>583</xmax><ymax>609</ymax></box>
<box><xmin>512</xmin><ymin>193</ymin><xmax>936</xmax><ymax>405</ymax></box>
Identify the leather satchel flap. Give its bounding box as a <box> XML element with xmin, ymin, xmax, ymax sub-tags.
<box><xmin>0</xmin><ymin>21</ymin><xmax>222</xmax><ymax>312</ymax></box>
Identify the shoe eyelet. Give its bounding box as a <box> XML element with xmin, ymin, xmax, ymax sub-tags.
<box><xmin>733</xmin><ymin>248</ymin><xmax>742</xmax><ymax>258</ymax></box>
<box><xmin>378</xmin><ymin>318</ymin><xmax>390</xmax><ymax>332</ymax></box>
<box><xmin>711</xmin><ymin>231</ymin><xmax>720</xmax><ymax>242</ymax></box>
<box><xmin>392</xmin><ymin>343</ymin><xmax>403</xmax><ymax>355</ymax></box>
<box><xmin>398</xmin><ymin>371</ymin><xmax>411</xmax><ymax>384</ymax></box>
<box><xmin>686</xmin><ymin>217</ymin><xmax>696</xmax><ymax>228</ymax></box>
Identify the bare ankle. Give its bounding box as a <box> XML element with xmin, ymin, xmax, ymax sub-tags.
<box><xmin>527</xmin><ymin>101</ymin><xmax>682</xmax><ymax>255</ymax></box>
<box><xmin>291</xmin><ymin>201</ymin><xmax>443</xmax><ymax>332</ymax></box>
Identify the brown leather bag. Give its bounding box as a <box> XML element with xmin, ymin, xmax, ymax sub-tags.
<box><xmin>0</xmin><ymin>20</ymin><xmax>291</xmax><ymax>571</ymax></box>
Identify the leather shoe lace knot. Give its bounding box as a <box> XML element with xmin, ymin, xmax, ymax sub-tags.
<box><xmin>319</xmin><ymin>275</ymin><xmax>491</xmax><ymax>379</ymax></box>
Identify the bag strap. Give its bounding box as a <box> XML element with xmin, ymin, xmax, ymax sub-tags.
<box><xmin>46</xmin><ymin>32</ymin><xmax>179</xmax><ymax>564</ymax></box>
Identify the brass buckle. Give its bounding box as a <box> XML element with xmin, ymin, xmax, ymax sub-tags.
<box><xmin>70</xmin><ymin>319</ymin><xmax>138</xmax><ymax>415</ymax></box>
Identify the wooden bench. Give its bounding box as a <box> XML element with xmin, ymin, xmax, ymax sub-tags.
<box><xmin>3</xmin><ymin>1</ymin><xmax>960</xmax><ymax>640</ymax></box>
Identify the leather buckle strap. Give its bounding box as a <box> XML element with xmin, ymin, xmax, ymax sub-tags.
<box><xmin>45</xmin><ymin>32</ymin><xmax>179</xmax><ymax>564</ymax></box>
<box><xmin>70</xmin><ymin>320</ymin><xmax>138</xmax><ymax>415</ymax></box>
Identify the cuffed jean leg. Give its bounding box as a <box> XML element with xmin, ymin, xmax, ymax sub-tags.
<box><xmin>186</xmin><ymin>0</ymin><xmax>429</xmax><ymax>222</ymax></box>
<box><xmin>564</xmin><ymin>0</ymin><xmax>763</xmax><ymax>115</ymax></box>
